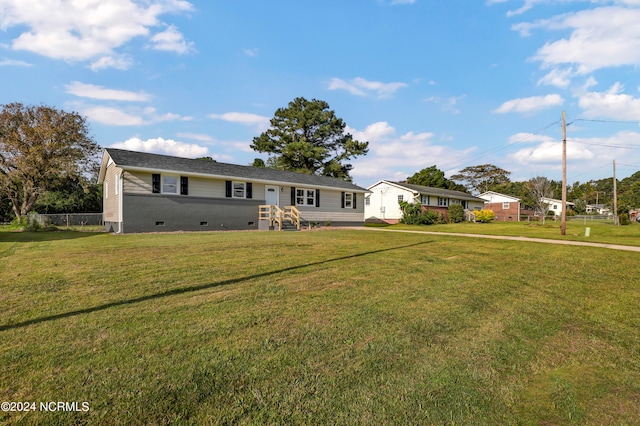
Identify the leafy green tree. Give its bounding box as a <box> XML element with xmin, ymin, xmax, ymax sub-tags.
<box><xmin>450</xmin><ymin>164</ymin><xmax>511</xmax><ymax>194</ymax></box>
<box><xmin>619</xmin><ymin>171</ymin><xmax>640</xmax><ymax>209</ymax></box>
<box><xmin>251</xmin><ymin>97</ymin><xmax>369</xmax><ymax>180</ymax></box>
<box><xmin>407</xmin><ymin>165</ymin><xmax>466</xmax><ymax>191</ymax></box>
<box><xmin>0</xmin><ymin>103</ymin><xmax>99</xmax><ymax>219</ymax></box>
<box><xmin>526</xmin><ymin>176</ymin><xmax>553</xmax><ymax>224</ymax></box>
<box><xmin>251</xmin><ymin>158</ymin><xmax>266</xmax><ymax>168</ymax></box>
<box><xmin>34</xmin><ymin>177</ymin><xmax>102</xmax><ymax>214</ymax></box>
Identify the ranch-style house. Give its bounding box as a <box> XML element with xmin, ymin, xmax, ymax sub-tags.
<box><xmin>98</xmin><ymin>148</ymin><xmax>368</xmax><ymax>233</ymax></box>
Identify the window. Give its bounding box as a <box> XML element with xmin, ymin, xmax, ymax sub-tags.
<box><xmin>421</xmin><ymin>195</ymin><xmax>429</xmax><ymax>205</ymax></box>
<box><xmin>162</xmin><ymin>175</ymin><xmax>178</xmax><ymax>194</ymax></box>
<box><xmin>233</xmin><ymin>181</ymin><xmax>245</xmax><ymax>198</ymax></box>
<box><xmin>226</xmin><ymin>181</ymin><xmax>252</xmax><ymax>198</ymax></box>
<box><xmin>503</xmin><ymin>202</ymin><xmax>510</xmax><ymax>209</ymax></box>
<box><xmin>365</xmin><ymin>196</ymin><xmax>370</xmax><ymax>206</ymax></box>
<box><xmin>398</xmin><ymin>194</ymin><xmax>404</xmax><ymax>202</ymax></box>
<box><xmin>295</xmin><ymin>188</ymin><xmax>316</xmax><ymax>206</ymax></box>
<box><xmin>438</xmin><ymin>197</ymin><xmax>449</xmax><ymax>206</ymax></box>
<box><xmin>342</xmin><ymin>192</ymin><xmax>356</xmax><ymax>209</ymax></box>
<box><xmin>344</xmin><ymin>193</ymin><xmax>353</xmax><ymax>208</ymax></box>
<box><xmin>291</xmin><ymin>187</ymin><xmax>318</xmax><ymax>206</ymax></box>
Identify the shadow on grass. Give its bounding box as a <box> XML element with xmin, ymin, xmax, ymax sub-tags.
<box><xmin>0</xmin><ymin>240</ymin><xmax>431</xmax><ymax>332</ymax></box>
<box><xmin>0</xmin><ymin>229</ymin><xmax>105</xmax><ymax>242</ymax></box>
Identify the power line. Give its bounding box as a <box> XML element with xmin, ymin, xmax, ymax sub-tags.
<box><xmin>440</xmin><ymin>120</ymin><xmax>561</xmax><ymax>171</ymax></box>
<box><xmin>568</xmin><ymin>139</ymin><xmax>640</xmax><ymax>150</ymax></box>
<box><xmin>574</xmin><ymin>118</ymin><xmax>640</xmax><ymax>125</ymax></box>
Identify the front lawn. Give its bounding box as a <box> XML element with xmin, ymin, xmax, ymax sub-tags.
<box><xmin>1</xmin><ymin>230</ymin><xmax>639</xmax><ymax>424</ymax></box>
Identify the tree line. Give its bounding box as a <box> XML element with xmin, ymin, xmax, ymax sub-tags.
<box><xmin>408</xmin><ymin>164</ymin><xmax>640</xmax><ymax>216</ymax></box>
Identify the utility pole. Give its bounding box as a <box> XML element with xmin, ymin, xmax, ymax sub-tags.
<box><xmin>613</xmin><ymin>160</ymin><xmax>618</xmax><ymax>226</ymax></box>
<box><xmin>561</xmin><ymin>111</ymin><xmax>567</xmax><ymax>236</ymax></box>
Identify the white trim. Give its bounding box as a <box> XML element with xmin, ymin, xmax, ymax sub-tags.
<box><xmin>232</xmin><ymin>181</ymin><xmax>246</xmax><ymax>198</ymax></box>
<box><xmin>295</xmin><ymin>187</ymin><xmax>316</xmax><ymax>206</ymax></box>
<box><xmin>161</xmin><ymin>174</ymin><xmax>180</xmax><ymax>194</ymax></box>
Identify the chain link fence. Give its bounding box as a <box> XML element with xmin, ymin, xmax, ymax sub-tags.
<box><xmin>33</xmin><ymin>213</ymin><xmax>103</xmax><ymax>227</ymax></box>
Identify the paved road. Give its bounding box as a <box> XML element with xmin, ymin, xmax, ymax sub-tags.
<box><xmin>347</xmin><ymin>227</ymin><xmax>640</xmax><ymax>252</ymax></box>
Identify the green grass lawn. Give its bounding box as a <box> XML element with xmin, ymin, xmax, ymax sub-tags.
<box><xmin>386</xmin><ymin>219</ymin><xmax>640</xmax><ymax>247</ymax></box>
<box><xmin>1</xmin><ymin>229</ymin><xmax>639</xmax><ymax>425</ymax></box>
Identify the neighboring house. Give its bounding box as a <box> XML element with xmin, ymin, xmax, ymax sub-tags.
<box><xmin>98</xmin><ymin>148</ymin><xmax>368</xmax><ymax>233</ymax></box>
<box><xmin>585</xmin><ymin>204</ymin><xmax>611</xmax><ymax>215</ymax></box>
<box><xmin>365</xmin><ymin>180</ymin><xmax>485</xmax><ymax>223</ymax></box>
<box><xmin>541</xmin><ymin>197</ymin><xmax>575</xmax><ymax>217</ymax></box>
<box><xmin>478</xmin><ymin>191</ymin><xmax>522</xmax><ymax>221</ymax></box>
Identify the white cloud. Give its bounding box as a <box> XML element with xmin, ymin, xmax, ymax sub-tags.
<box><xmin>510</xmin><ymin>140</ymin><xmax>595</xmax><ymax>165</ymax></box>
<box><xmin>243</xmin><ymin>48</ymin><xmax>259</xmax><ymax>57</ymax></box>
<box><xmin>0</xmin><ymin>0</ymin><xmax>194</xmax><ymax>69</ymax></box>
<box><xmin>209</xmin><ymin>112</ymin><xmax>270</xmax><ymax>131</ymax></box>
<box><xmin>423</xmin><ymin>95</ymin><xmax>465</xmax><ymax>114</ymax></box>
<box><xmin>578</xmin><ymin>82</ymin><xmax>640</xmax><ymax>120</ymax></box>
<box><xmin>110</xmin><ymin>137</ymin><xmax>208</xmax><ymax>158</ymax></box>
<box><xmin>493</xmin><ymin>94</ymin><xmax>564</xmax><ymax>114</ymax></box>
<box><xmin>509</xmin><ymin>131</ymin><xmax>640</xmax><ymax>171</ymax></box>
<box><xmin>82</xmin><ymin>105</ymin><xmax>190</xmax><ymax>125</ymax></box>
<box><xmin>149</xmin><ymin>24</ymin><xmax>194</xmax><ymax>54</ymax></box>
<box><xmin>328</xmin><ymin>77</ymin><xmax>408</xmax><ymax>99</ymax></box>
<box><xmin>176</xmin><ymin>132</ymin><xmax>215</xmax><ymax>142</ymax></box>
<box><xmin>0</xmin><ymin>58</ymin><xmax>32</xmax><ymax>67</ymax></box>
<box><xmin>348</xmin><ymin>121</ymin><xmax>474</xmax><ymax>184</ymax></box>
<box><xmin>65</xmin><ymin>81</ymin><xmax>151</xmax><ymax>102</ymax></box>
<box><xmin>537</xmin><ymin>67</ymin><xmax>574</xmax><ymax>88</ymax></box>
<box><xmin>514</xmin><ymin>6</ymin><xmax>640</xmax><ymax>74</ymax></box>
<box><xmin>90</xmin><ymin>55</ymin><xmax>133</xmax><ymax>71</ymax></box>
<box><xmin>83</xmin><ymin>106</ymin><xmax>146</xmax><ymax>126</ymax></box>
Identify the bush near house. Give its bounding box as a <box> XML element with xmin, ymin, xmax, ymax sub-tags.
<box><xmin>448</xmin><ymin>204</ymin><xmax>465</xmax><ymax>223</ymax></box>
<box><xmin>475</xmin><ymin>209</ymin><xmax>496</xmax><ymax>223</ymax></box>
<box><xmin>399</xmin><ymin>201</ymin><xmax>445</xmax><ymax>225</ymax></box>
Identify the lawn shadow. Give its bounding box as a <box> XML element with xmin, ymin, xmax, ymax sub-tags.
<box><xmin>0</xmin><ymin>240</ymin><xmax>432</xmax><ymax>332</ymax></box>
<box><xmin>0</xmin><ymin>229</ymin><xmax>106</xmax><ymax>243</ymax></box>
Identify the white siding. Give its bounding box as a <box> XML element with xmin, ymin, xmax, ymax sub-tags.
<box><xmin>365</xmin><ymin>183</ymin><xmax>415</xmax><ymax>221</ymax></box>
<box><xmin>103</xmin><ymin>161</ymin><xmax>122</xmax><ymax>222</ymax></box>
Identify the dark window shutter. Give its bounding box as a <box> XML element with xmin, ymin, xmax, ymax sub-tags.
<box><xmin>225</xmin><ymin>180</ymin><xmax>232</xmax><ymax>198</ymax></box>
<box><xmin>152</xmin><ymin>174</ymin><xmax>160</xmax><ymax>193</ymax></box>
<box><xmin>341</xmin><ymin>192</ymin><xmax>345</xmax><ymax>208</ymax></box>
<box><xmin>246</xmin><ymin>182</ymin><xmax>253</xmax><ymax>199</ymax></box>
<box><xmin>180</xmin><ymin>176</ymin><xmax>188</xmax><ymax>195</ymax></box>
<box><xmin>315</xmin><ymin>189</ymin><xmax>320</xmax><ymax>207</ymax></box>
<box><xmin>353</xmin><ymin>193</ymin><xmax>356</xmax><ymax>209</ymax></box>
<box><xmin>291</xmin><ymin>187</ymin><xmax>296</xmax><ymax>205</ymax></box>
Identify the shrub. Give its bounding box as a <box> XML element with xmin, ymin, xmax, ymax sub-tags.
<box><xmin>448</xmin><ymin>204</ymin><xmax>465</xmax><ymax>223</ymax></box>
<box><xmin>619</xmin><ymin>213</ymin><xmax>630</xmax><ymax>225</ymax></box>
<box><xmin>399</xmin><ymin>201</ymin><xmax>444</xmax><ymax>225</ymax></box>
<box><xmin>475</xmin><ymin>209</ymin><xmax>495</xmax><ymax>223</ymax></box>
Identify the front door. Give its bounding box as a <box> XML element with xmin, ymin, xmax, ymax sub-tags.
<box><xmin>265</xmin><ymin>185</ymin><xmax>279</xmax><ymax>206</ymax></box>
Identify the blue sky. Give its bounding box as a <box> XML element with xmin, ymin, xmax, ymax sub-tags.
<box><xmin>2</xmin><ymin>0</ymin><xmax>640</xmax><ymax>188</ymax></box>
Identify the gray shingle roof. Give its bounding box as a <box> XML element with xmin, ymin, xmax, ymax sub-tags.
<box><xmin>391</xmin><ymin>181</ymin><xmax>485</xmax><ymax>202</ymax></box>
<box><xmin>105</xmin><ymin>148</ymin><xmax>367</xmax><ymax>192</ymax></box>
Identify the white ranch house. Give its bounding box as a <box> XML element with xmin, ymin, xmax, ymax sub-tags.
<box><xmin>365</xmin><ymin>180</ymin><xmax>485</xmax><ymax>223</ymax></box>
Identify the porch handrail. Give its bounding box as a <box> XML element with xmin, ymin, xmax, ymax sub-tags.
<box><xmin>259</xmin><ymin>205</ymin><xmax>284</xmax><ymax>230</ymax></box>
<box><xmin>283</xmin><ymin>205</ymin><xmax>301</xmax><ymax>230</ymax></box>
